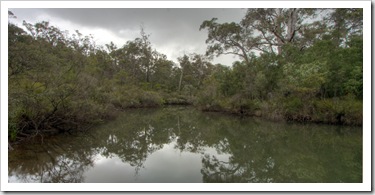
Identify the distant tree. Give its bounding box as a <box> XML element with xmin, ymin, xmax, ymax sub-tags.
<box><xmin>177</xmin><ymin>54</ymin><xmax>214</xmax><ymax>93</ymax></box>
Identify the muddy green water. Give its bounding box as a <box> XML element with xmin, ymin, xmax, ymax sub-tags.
<box><xmin>8</xmin><ymin>106</ymin><xmax>362</xmax><ymax>183</ymax></box>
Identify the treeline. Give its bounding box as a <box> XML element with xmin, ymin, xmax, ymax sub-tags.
<box><xmin>8</xmin><ymin>8</ymin><xmax>362</xmax><ymax>142</ymax></box>
<box><xmin>196</xmin><ymin>8</ymin><xmax>362</xmax><ymax>125</ymax></box>
<box><xmin>8</xmin><ymin>14</ymin><xmax>214</xmax><ymax>141</ymax></box>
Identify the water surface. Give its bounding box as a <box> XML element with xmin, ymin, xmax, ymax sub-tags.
<box><xmin>8</xmin><ymin>106</ymin><xmax>362</xmax><ymax>183</ymax></box>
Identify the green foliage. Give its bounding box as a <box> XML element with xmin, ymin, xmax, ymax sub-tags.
<box><xmin>177</xmin><ymin>53</ymin><xmax>214</xmax><ymax>93</ymax></box>
<box><xmin>139</xmin><ymin>91</ymin><xmax>164</xmax><ymax>107</ymax></box>
<box><xmin>163</xmin><ymin>92</ymin><xmax>192</xmax><ymax>105</ymax></box>
<box><xmin>200</xmin><ymin>18</ymin><xmax>252</xmax><ymax>64</ymax></box>
<box><xmin>8</xmin><ymin>8</ymin><xmax>363</xmax><ymax>144</ymax></box>
<box><xmin>281</xmin><ymin>61</ymin><xmax>328</xmax><ymax>97</ymax></box>
<box><xmin>196</xmin><ymin>76</ymin><xmax>226</xmax><ymax>111</ymax></box>
<box><xmin>228</xmin><ymin>95</ymin><xmax>260</xmax><ymax>115</ymax></box>
<box><xmin>109</xmin><ymin>86</ymin><xmax>166</xmax><ymax>109</ymax></box>
<box><xmin>313</xmin><ymin>96</ymin><xmax>362</xmax><ymax>125</ymax></box>
<box><xmin>283</xmin><ymin>96</ymin><xmax>304</xmax><ymax>115</ymax></box>
<box><xmin>210</xmin><ymin>62</ymin><xmax>247</xmax><ymax>97</ymax></box>
<box><xmin>8</xmin><ymin>107</ymin><xmax>23</xmax><ymax>141</ymax></box>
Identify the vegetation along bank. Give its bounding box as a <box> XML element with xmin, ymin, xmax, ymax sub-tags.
<box><xmin>8</xmin><ymin>8</ymin><xmax>362</xmax><ymax>144</ymax></box>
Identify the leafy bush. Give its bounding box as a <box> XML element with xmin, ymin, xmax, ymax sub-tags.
<box><xmin>109</xmin><ymin>87</ymin><xmax>164</xmax><ymax>108</ymax></box>
<box><xmin>283</xmin><ymin>96</ymin><xmax>303</xmax><ymax>115</ymax></box>
<box><xmin>139</xmin><ymin>91</ymin><xmax>164</xmax><ymax>107</ymax></box>
<box><xmin>313</xmin><ymin>96</ymin><xmax>362</xmax><ymax>125</ymax></box>
<box><xmin>342</xmin><ymin>99</ymin><xmax>362</xmax><ymax>125</ymax></box>
<box><xmin>281</xmin><ymin>96</ymin><xmax>313</xmax><ymax>122</ymax></box>
<box><xmin>8</xmin><ymin>107</ymin><xmax>23</xmax><ymax>141</ymax></box>
<box><xmin>163</xmin><ymin>93</ymin><xmax>192</xmax><ymax>105</ymax></box>
<box><xmin>313</xmin><ymin>99</ymin><xmax>341</xmax><ymax>123</ymax></box>
<box><xmin>228</xmin><ymin>94</ymin><xmax>260</xmax><ymax>115</ymax></box>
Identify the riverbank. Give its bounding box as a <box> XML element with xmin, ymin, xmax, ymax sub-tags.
<box><xmin>8</xmin><ymin>91</ymin><xmax>362</xmax><ymax>149</ymax></box>
<box><xmin>196</xmin><ymin>96</ymin><xmax>362</xmax><ymax>126</ymax></box>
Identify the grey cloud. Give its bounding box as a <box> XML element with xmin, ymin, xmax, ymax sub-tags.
<box><xmin>12</xmin><ymin>8</ymin><xmax>245</xmax><ymax>38</ymax></box>
<box><xmin>10</xmin><ymin>8</ymin><xmax>247</xmax><ymax>65</ymax></box>
<box><xmin>35</xmin><ymin>8</ymin><xmax>245</xmax><ymax>37</ymax></box>
<box><xmin>37</xmin><ymin>8</ymin><xmax>244</xmax><ymax>29</ymax></box>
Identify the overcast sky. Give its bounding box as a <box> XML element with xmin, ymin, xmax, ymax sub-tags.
<box><xmin>9</xmin><ymin>8</ymin><xmax>247</xmax><ymax>65</ymax></box>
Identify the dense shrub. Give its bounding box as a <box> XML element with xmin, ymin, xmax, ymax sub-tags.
<box><xmin>227</xmin><ymin>95</ymin><xmax>260</xmax><ymax>115</ymax></box>
<box><xmin>163</xmin><ymin>93</ymin><xmax>193</xmax><ymax>105</ymax></box>
<box><xmin>139</xmin><ymin>91</ymin><xmax>164</xmax><ymax>107</ymax></box>
<box><xmin>313</xmin><ymin>97</ymin><xmax>362</xmax><ymax>125</ymax></box>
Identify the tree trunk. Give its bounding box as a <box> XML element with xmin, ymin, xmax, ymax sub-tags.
<box><xmin>146</xmin><ymin>65</ymin><xmax>150</xmax><ymax>83</ymax></box>
<box><xmin>178</xmin><ymin>69</ymin><xmax>183</xmax><ymax>92</ymax></box>
<box><xmin>275</xmin><ymin>8</ymin><xmax>284</xmax><ymax>55</ymax></box>
<box><xmin>287</xmin><ymin>8</ymin><xmax>298</xmax><ymax>42</ymax></box>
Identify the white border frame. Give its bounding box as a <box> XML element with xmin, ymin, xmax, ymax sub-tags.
<box><xmin>1</xmin><ymin>1</ymin><xmax>371</xmax><ymax>192</ymax></box>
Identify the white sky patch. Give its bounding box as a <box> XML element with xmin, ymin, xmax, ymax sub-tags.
<box><xmin>85</xmin><ymin>27</ymin><xmax>130</xmax><ymax>48</ymax></box>
<box><xmin>11</xmin><ymin>12</ymin><xmax>130</xmax><ymax>49</ymax></box>
<box><xmin>213</xmin><ymin>54</ymin><xmax>241</xmax><ymax>66</ymax></box>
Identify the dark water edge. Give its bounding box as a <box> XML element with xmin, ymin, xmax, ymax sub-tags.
<box><xmin>8</xmin><ymin>106</ymin><xmax>362</xmax><ymax>183</ymax></box>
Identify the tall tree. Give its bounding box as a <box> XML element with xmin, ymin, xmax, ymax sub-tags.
<box><xmin>200</xmin><ymin>8</ymin><xmax>319</xmax><ymax>66</ymax></box>
<box><xmin>241</xmin><ymin>8</ymin><xmax>317</xmax><ymax>55</ymax></box>
<box><xmin>117</xmin><ymin>28</ymin><xmax>156</xmax><ymax>83</ymax></box>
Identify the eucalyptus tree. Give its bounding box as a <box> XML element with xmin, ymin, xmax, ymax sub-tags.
<box><xmin>241</xmin><ymin>8</ymin><xmax>321</xmax><ymax>55</ymax></box>
<box><xmin>200</xmin><ymin>8</ymin><xmax>320</xmax><ymax>65</ymax></box>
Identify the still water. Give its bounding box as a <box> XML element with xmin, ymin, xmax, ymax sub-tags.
<box><xmin>8</xmin><ymin>106</ymin><xmax>362</xmax><ymax>183</ymax></box>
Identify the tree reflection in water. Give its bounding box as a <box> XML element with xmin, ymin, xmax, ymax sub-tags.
<box><xmin>9</xmin><ymin>107</ymin><xmax>362</xmax><ymax>183</ymax></box>
<box><xmin>9</xmin><ymin>136</ymin><xmax>96</xmax><ymax>183</ymax></box>
<box><xmin>199</xmin><ymin>118</ymin><xmax>362</xmax><ymax>183</ymax></box>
